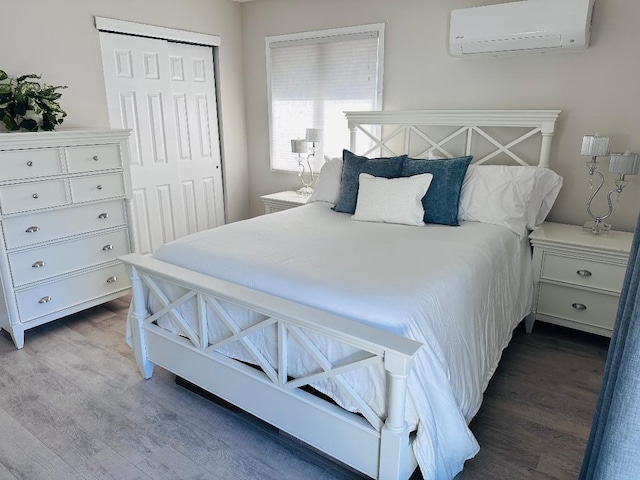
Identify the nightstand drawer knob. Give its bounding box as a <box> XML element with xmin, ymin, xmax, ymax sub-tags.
<box><xmin>102</xmin><ymin>244</ymin><xmax>114</xmax><ymax>251</ymax></box>
<box><xmin>38</xmin><ymin>296</ymin><xmax>52</xmax><ymax>304</ymax></box>
<box><xmin>572</xmin><ymin>303</ymin><xmax>587</xmax><ymax>311</ymax></box>
<box><xmin>32</xmin><ymin>260</ymin><xmax>46</xmax><ymax>268</ymax></box>
<box><xmin>576</xmin><ymin>270</ymin><xmax>592</xmax><ymax>277</ymax></box>
<box><xmin>98</xmin><ymin>213</ymin><xmax>109</xmax><ymax>219</ymax></box>
<box><xmin>25</xmin><ymin>226</ymin><xmax>40</xmax><ymax>233</ymax></box>
<box><xmin>106</xmin><ymin>276</ymin><xmax>117</xmax><ymax>284</ymax></box>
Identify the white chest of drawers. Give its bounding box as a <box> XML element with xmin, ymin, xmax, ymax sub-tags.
<box><xmin>0</xmin><ymin>130</ymin><xmax>134</xmax><ymax>348</ymax></box>
<box><xmin>529</xmin><ymin>222</ymin><xmax>633</xmax><ymax>337</ymax></box>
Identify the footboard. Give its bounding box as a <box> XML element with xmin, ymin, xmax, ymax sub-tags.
<box><xmin>120</xmin><ymin>253</ymin><xmax>422</xmax><ymax>480</ymax></box>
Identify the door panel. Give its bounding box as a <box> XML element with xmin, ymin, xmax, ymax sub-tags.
<box><xmin>168</xmin><ymin>42</ymin><xmax>225</xmax><ymax>233</ymax></box>
<box><xmin>99</xmin><ymin>32</ymin><xmax>224</xmax><ymax>254</ymax></box>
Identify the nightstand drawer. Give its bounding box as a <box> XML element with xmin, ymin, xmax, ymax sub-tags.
<box><xmin>537</xmin><ymin>283</ymin><xmax>619</xmax><ymax>331</ymax></box>
<box><xmin>67</xmin><ymin>144</ymin><xmax>122</xmax><ymax>173</ymax></box>
<box><xmin>541</xmin><ymin>253</ymin><xmax>626</xmax><ymax>293</ymax></box>
<box><xmin>0</xmin><ymin>179</ymin><xmax>69</xmax><ymax>214</ymax></box>
<box><xmin>15</xmin><ymin>263</ymin><xmax>128</xmax><ymax>323</ymax></box>
<box><xmin>70</xmin><ymin>173</ymin><xmax>125</xmax><ymax>203</ymax></box>
<box><xmin>8</xmin><ymin>229</ymin><xmax>130</xmax><ymax>287</ymax></box>
<box><xmin>0</xmin><ymin>148</ymin><xmax>63</xmax><ymax>180</ymax></box>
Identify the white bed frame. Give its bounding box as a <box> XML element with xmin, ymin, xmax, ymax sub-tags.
<box><xmin>121</xmin><ymin>110</ymin><xmax>560</xmax><ymax>480</ymax></box>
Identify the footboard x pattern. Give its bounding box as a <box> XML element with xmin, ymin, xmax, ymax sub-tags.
<box><xmin>139</xmin><ymin>270</ymin><xmax>386</xmax><ymax>430</ymax></box>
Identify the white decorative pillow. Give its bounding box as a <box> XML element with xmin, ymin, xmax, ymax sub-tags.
<box><xmin>352</xmin><ymin>173</ymin><xmax>433</xmax><ymax>226</ymax></box>
<box><xmin>458</xmin><ymin>165</ymin><xmax>563</xmax><ymax>237</ymax></box>
<box><xmin>308</xmin><ymin>155</ymin><xmax>343</xmax><ymax>205</ymax></box>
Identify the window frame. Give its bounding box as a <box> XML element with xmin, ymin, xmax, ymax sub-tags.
<box><xmin>265</xmin><ymin>23</ymin><xmax>385</xmax><ymax>173</ymax></box>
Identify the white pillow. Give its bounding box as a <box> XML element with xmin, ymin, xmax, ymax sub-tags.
<box><xmin>308</xmin><ymin>155</ymin><xmax>343</xmax><ymax>205</ymax></box>
<box><xmin>352</xmin><ymin>173</ymin><xmax>433</xmax><ymax>226</ymax></box>
<box><xmin>458</xmin><ymin>165</ymin><xmax>563</xmax><ymax>237</ymax></box>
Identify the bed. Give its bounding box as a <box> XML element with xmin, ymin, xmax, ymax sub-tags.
<box><xmin>120</xmin><ymin>110</ymin><xmax>562</xmax><ymax>480</ymax></box>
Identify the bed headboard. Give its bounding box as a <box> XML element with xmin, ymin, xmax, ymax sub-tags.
<box><xmin>344</xmin><ymin>110</ymin><xmax>561</xmax><ymax>168</ymax></box>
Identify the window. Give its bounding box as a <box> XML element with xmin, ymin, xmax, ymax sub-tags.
<box><xmin>266</xmin><ymin>24</ymin><xmax>384</xmax><ymax>173</ymax></box>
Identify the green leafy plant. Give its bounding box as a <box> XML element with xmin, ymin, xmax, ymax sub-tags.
<box><xmin>0</xmin><ymin>69</ymin><xmax>67</xmax><ymax>132</ymax></box>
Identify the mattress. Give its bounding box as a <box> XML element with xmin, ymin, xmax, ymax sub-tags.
<box><xmin>150</xmin><ymin>202</ymin><xmax>533</xmax><ymax>479</ymax></box>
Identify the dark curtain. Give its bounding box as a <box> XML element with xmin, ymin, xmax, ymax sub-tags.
<box><xmin>580</xmin><ymin>212</ymin><xmax>640</xmax><ymax>479</ymax></box>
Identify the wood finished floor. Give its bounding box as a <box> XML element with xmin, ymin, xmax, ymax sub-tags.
<box><xmin>0</xmin><ymin>297</ymin><xmax>609</xmax><ymax>480</ymax></box>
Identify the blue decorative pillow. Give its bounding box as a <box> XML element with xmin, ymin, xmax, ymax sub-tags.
<box><xmin>401</xmin><ymin>156</ymin><xmax>473</xmax><ymax>226</ymax></box>
<box><xmin>333</xmin><ymin>150</ymin><xmax>407</xmax><ymax>214</ymax></box>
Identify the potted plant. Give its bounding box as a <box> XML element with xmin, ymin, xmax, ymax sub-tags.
<box><xmin>0</xmin><ymin>69</ymin><xmax>67</xmax><ymax>132</ymax></box>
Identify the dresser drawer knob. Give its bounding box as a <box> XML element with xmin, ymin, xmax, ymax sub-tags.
<box><xmin>32</xmin><ymin>193</ymin><xmax>39</xmax><ymax>199</ymax></box>
<box><xmin>102</xmin><ymin>244</ymin><xmax>114</xmax><ymax>251</ymax></box>
<box><xmin>97</xmin><ymin>185</ymin><xmax>103</xmax><ymax>190</ymax></box>
<box><xmin>98</xmin><ymin>213</ymin><xmax>109</xmax><ymax>219</ymax></box>
<box><xmin>577</xmin><ymin>270</ymin><xmax>592</xmax><ymax>277</ymax></box>
<box><xmin>32</xmin><ymin>260</ymin><xmax>46</xmax><ymax>268</ymax></box>
<box><xmin>93</xmin><ymin>155</ymin><xmax>99</xmax><ymax>161</ymax></box>
<box><xmin>572</xmin><ymin>303</ymin><xmax>587</xmax><ymax>311</ymax></box>
<box><xmin>27</xmin><ymin>161</ymin><xmax>33</xmax><ymax>167</ymax></box>
<box><xmin>25</xmin><ymin>226</ymin><xmax>40</xmax><ymax>233</ymax></box>
<box><xmin>38</xmin><ymin>296</ymin><xmax>52</xmax><ymax>304</ymax></box>
<box><xmin>106</xmin><ymin>276</ymin><xmax>117</xmax><ymax>284</ymax></box>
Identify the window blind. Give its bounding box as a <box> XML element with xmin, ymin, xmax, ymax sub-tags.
<box><xmin>267</xmin><ymin>26</ymin><xmax>383</xmax><ymax>173</ymax></box>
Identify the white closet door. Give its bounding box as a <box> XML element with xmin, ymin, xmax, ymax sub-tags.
<box><xmin>168</xmin><ymin>42</ymin><xmax>224</xmax><ymax>235</ymax></box>
<box><xmin>99</xmin><ymin>32</ymin><xmax>224</xmax><ymax>254</ymax></box>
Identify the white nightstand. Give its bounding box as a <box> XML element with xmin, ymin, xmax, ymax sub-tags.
<box><xmin>260</xmin><ymin>191</ymin><xmax>309</xmax><ymax>214</ymax></box>
<box><xmin>529</xmin><ymin>222</ymin><xmax>633</xmax><ymax>337</ymax></box>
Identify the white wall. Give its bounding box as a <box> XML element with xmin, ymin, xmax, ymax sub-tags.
<box><xmin>0</xmin><ymin>0</ymin><xmax>249</xmax><ymax>223</ymax></box>
<box><xmin>241</xmin><ymin>0</ymin><xmax>640</xmax><ymax>232</ymax></box>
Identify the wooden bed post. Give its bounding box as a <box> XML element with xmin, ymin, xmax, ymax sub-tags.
<box><xmin>379</xmin><ymin>353</ymin><xmax>414</xmax><ymax>480</ymax></box>
<box><xmin>539</xmin><ymin>118</ymin><xmax>557</xmax><ymax>169</ymax></box>
<box><xmin>127</xmin><ymin>264</ymin><xmax>154</xmax><ymax>379</ymax></box>
<box><xmin>348</xmin><ymin>118</ymin><xmax>357</xmax><ymax>152</ymax></box>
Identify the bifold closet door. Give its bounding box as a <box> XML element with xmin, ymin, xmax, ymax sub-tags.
<box><xmin>99</xmin><ymin>32</ymin><xmax>224</xmax><ymax>255</ymax></box>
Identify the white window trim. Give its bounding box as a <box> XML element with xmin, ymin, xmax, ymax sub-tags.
<box><xmin>265</xmin><ymin>23</ymin><xmax>385</xmax><ymax>173</ymax></box>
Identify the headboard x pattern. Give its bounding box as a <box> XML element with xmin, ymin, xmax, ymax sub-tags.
<box><xmin>345</xmin><ymin>110</ymin><xmax>561</xmax><ymax>168</ymax></box>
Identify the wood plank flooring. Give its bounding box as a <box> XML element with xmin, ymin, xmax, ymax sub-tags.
<box><xmin>0</xmin><ymin>297</ymin><xmax>609</xmax><ymax>480</ymax></box>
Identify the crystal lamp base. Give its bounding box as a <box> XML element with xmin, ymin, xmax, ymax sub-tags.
<box><xmin>583</xmin><ymin>220</ymin><xmax>611</xmax><ymax>235</ymax></box>
<box><xmin>296</xmin><ymin>186</ymin><xmax>314</xmax><ymax>196</ymax></box>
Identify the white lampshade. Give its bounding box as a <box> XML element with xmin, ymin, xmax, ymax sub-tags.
<box><xmin>581</xmin><ymin>135</ymin><xmax>611</xmax><ymax>157</ymax></box>
<box><xmin>291</xmin><ymin>139</ymin><xmax>307</xmax><ymax>154</ymax></box>
<box><xmin>305</xmin><ymin>128</ymin><xmax>321</xmax><ymax>143</ymax></box>
<box><xmin>609</xmin><ymin>152</ymin><xmax>640</xmax><ymax>176</ymax></box>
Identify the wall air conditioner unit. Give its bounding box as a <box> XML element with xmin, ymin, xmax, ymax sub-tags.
<box><xmin>450</xmin><ymin>0</ymin><xmax>595</xmax><ymax>57</ymax></box>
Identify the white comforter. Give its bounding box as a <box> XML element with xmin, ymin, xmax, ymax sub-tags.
<box><xmin>152</xmin><ymin>202</ymin><xmax>533</xmax><ymax>479</ymax></box>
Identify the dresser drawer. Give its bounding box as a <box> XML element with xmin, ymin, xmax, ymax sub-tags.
<box><xmin>67</xmin><ymin>144</ymin><xmax>122</xmax><ymax>173</ymax></box>
<box><xmin>8</xmin><ymin>229</ymin><xmax>130</xmax><ymax>287</ymax></box>
<box><xmin>16</xmin><ymin>263</ymin><xmax>129</xmax><ymax>323</ymax></box>
<box><xmin>2</xmin><ymin>199</ymin><xmax>127</xmax><ymax>249</ymax></box>
<box><xmin>0</xmin><ymin>179</ymin><xmax>69</xmax><ymax>214</ymax></box>
<box><xmin>541</xmin><ymin>252</ymin><xmax>626</xmax><ymax>293</ymax></box>
<box><xmin>0</xmin><ymin>148</ymin><xmax>63</xmax><ymax>180</ymax></box>
<box><xmin>537</xmin><ymin>283</ymin><xmax>619</xmax><ymax>331</ymax></box>
<box><xmin>70</xmin><ymin>173</ymin><xmax>125</xmax><ymax>203</ymax></box>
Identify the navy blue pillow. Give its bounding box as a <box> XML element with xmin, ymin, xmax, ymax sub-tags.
<box><xmin>333</xmin><ymin>150</ymin><xmax>407</xmax><ymax>214</ymax></box>
<box><xmin>401</xmin><ymin>156</ymin><xmax>473</xmax><ymax>226</ymax></box>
